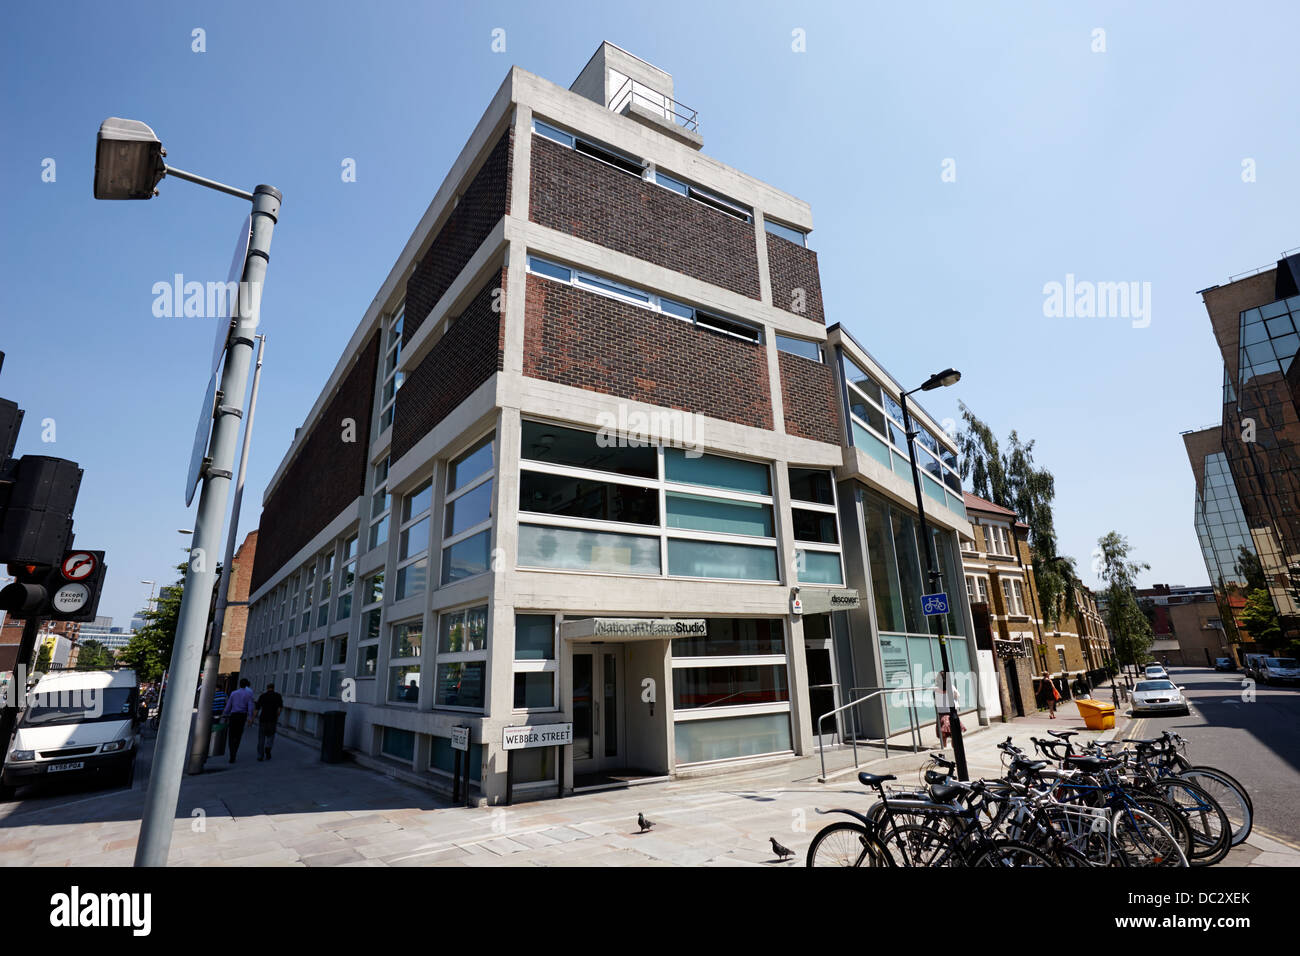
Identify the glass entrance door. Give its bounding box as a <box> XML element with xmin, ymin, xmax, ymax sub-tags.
<box><xmin>572</xmin><ymin>646</ymin><xmax>625</xmax><ymax>774</ymax></box>
<box><xmin>803</xmin><ymin>615</ymin><xmax>839</xmax><ymax>741</ymax></box>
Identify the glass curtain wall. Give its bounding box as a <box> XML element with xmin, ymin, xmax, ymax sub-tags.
<box><xmin>859</xmin><ymin>487</ymin><xmax>972</xmax><ymax>734</ymax></box>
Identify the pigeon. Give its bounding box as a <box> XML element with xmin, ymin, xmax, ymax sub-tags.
<box><xmin>637</xmin><ymin>812</ymin><xmax>655</xmax><ymax>833</ymax></box>
<box><xmin>770</xmin><ymin>837</ymin><xmax>794</xmax><ymax>861</ymax></box>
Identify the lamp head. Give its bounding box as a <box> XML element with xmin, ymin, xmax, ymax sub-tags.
<box><xmin>94</xmin><ymin>118</ymin><xmax>165</xmax><ymax>200</ymax></box>
<box><xmin>921</xmin><ymin>368</ymin><xmax>962</xmax><ymax>391</ymax></box>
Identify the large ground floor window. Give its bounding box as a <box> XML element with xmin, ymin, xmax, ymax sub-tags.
<box><xmin>879</xmin><ymin>632</ymin><xmax>974</xmax><ymax>734</ymax></box>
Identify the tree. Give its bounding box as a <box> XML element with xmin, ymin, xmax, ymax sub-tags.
<box><xmin>1096</xmin><ymin>531</ymin><xmax>1154</xmax><ymax>668</ymax></box>
<box><xmin>119</xmin><ymin>564</ymin><xmax>187</xmax><ymax>683</ymax></box>
<box><xmin>34</xmin><ymin>640</ymin><xmax>52</xmax><ymax>672</ymax></box>
<box><xmin>74</xmin><ymin>639</ymin><xmax>114</xmax><ymax>671</ymax></box>
<box><xmin>1239</xmin><ymin>588</ymin><xmax>1283</xmax><ymax>652</ymax></box>
<box><xmin>957</xmin><ymin>402</ymin><xmax>1077</xmax><ymax>627</ymax></box>
<box><xmin>1235</xmin><ymin>546</ymin><xmax>1266</xmax><ymax>593</ymax></box>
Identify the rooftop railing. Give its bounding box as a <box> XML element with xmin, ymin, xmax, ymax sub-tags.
<box><xmin>609</xmin><ymin>77</ymin><xmax>699</xmax><ymax>133</ymax></box>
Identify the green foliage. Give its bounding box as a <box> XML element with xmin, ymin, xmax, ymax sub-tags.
<box><xmin>1235</xmin><ymin>546</ymin><xmax>1266</xmax><ymax>593</ymax></box>
<box><xmin>1239</xmin><ymin>588</ymin><xmax>1283</xmax><ymax>652</ymax></box>
<box><xmin>957</xmin><ymin>402</ymin><xmax>1077</xmax><ymax>625</ymax></box>
<box><xmin>34</xmin><ymin>641</ymin><xmax>52</xmax><ymax>671</ymax></box>
<box><xmin>74</xmin><ymin>639</ymin><xmax>114</xmax><ymax>671</ymax></box>
<box><xmin>118</xmin><ymin>564</ymin><xmax>188</xmax><ymax>684</ymax></box>
<box><xmin>1097</xmin><ymin>531</ymin><xmax>1154</xmax><ymax>666</ymax></box>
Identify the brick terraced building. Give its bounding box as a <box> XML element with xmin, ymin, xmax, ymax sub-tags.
<box><xmin>240</xmin><ymin>44</ymin><xmax>984</xmax><ymax>802</ymax></box>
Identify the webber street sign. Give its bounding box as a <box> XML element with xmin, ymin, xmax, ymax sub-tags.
<box><xmin>503</xmin><ymin>722</ymin><xmax>573</xmax><ymax>751</ymax></box>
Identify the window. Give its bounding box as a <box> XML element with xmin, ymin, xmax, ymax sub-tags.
<box><xmin>1057</xmin><ymin>646</ymin><xmax>1068</xmax><ymax>673</ymax></box>
<box><xmin>328</xmin><ymin>634</ymin><xmax>348</xmax><ymax>698</ymax></box>
<box><xmin>775</xmin><ymin>334</ymin><xmax>822</xmax><ymax>363</ymax></box>
<box><xmin>764</xmin><ymin>218</ymin><xmax>808</xmax><ymax>247</ymax></box>
<box><xmin>317</xmin><ymin>550</ymin><xmax>334</xmax><ymax>628</ymax></box>
<box><xmin>368</xmin><ymin>456</ymin><xmax>391</xmax><ymax>552</ymax></box>
<box><xmin>434</xmin><ymin>605</ymin><xmax>488</xmax><ymax>710</ymax></box>
<box><xmin>300</xmin><ymin>559</ymin><xmax>316</xmax><ymax>634</ymax></box>
<box><xmin>337</xmin><ymin>535</ymin><xmax>357</xmax><ymax>620</ymax></box>
<box><xmin>513</xmin><ymin>614</ymin><xmax>556</xmax><ymax>711</ymax></box>
<box><xmin>377</xmin><ymin>307</ymin><xmax>404</xmax><ymax>433</ymax></box>
<box><xmin>1001</xmin><ymin>578</ymin><xmax>1026</xmax><ymax>616</ymax></box>
<box><xmin>526</xmin><ymin>256</ymin><xmax>762</xmax><ymax>345</ymax></box>
<box><xmin>287</xmin><ymin>573</ymin><xmax>300</xmax><ymax>638</ymax></box>
<box><xmin>842</xmin><ymin>353</ymin><xmax>965</xmax><ymax>517</ymax></box>
<box><xmin>395</xmin><ymin>478</ymin><xmax>431</xmax><ymax>601</ymax></box>
<box><xmin>517</xmin><ymin>422</ymin><xmax>780</xmax><ymax>582</ymax></box>
<box><xmin>381</xmin><ymin>727</ymin><xmax>415</xmax><ymax>762</ymax></box>
<box><xmin>357</xmin><ymin>571</ymin><xmax>383</xmax><ymax>678</ymax></box>
<box><xmin>671</xmin><ymin>618</ymin><xmax>791</xmax><ymax>765</ymax></box>
<box><xmin>442</xmin><ymin>435</ymin><xmax>494</xmax><ymax>585</ymax></box>
<box><xmin>653</xmin><ymin>170</ymin><xmax>752</xmax><ymax>223</ymax></box>
<box><xmin>531</xmin><ymin>117</ymin><xmax>644</xmax><ymax>176</ymax></box>
<box><xmin>309</xmin><ymin>640</ymin><xmax>325</xmax><ymax>696</ymax></box>
<box><xmin>293</xmin><ymin>645</ymin><xmax>307</xmax><ymax>695</ymax></box>
<box><xmin>788</xmin><ymin>466</ymin><xmax>843</xmax><ymax>586</ymax></box>
<box><xmin>387</xmin><ymin>620</ymin><xmax>423</xmax><ymax>704</ymax></box>
<box><xmin>1012</xmin><ymin>580</ymin><xmax>1027</xmax><ymax>616</ymax></box>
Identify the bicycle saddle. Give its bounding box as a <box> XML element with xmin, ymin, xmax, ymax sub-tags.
<box><xmin>1011</xmin><ymin>757</ymin><xmax>1048</xmax><ymax>773</ymax></box>
<box><xmin>931</xmin><ymin>783</ymin><xmax>965</xmax><ymax>803</ymax></box>
<box><xmin>1047</xmin><ymin>730</ymin><xmax>1078</xmax><ymax>740</ymax></box>
<box><xmin>1122</xmin><ymin>736</ymin><xmax>1163</xmax><ymax>745</ymax></box>
<box><xmin>859</xmin><ymin>772</ymin><xmax>897</xmax><ymax>788</ymax></box>
<box><xmin>1063</xmin><ymin>755</ymin><xmax>1117</xmax><ymax>772</ymax></box>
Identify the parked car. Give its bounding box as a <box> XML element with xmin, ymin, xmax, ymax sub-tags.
<box><xmin>1144</xmin><ymin>664</ymin><xmax>1168</xmax><ymax>680</ymax></box>
<box><xmin>1214</xmin><ymin>657</ymin><xmax>1236</xmax><ymax>671</ymax></box>
<box><xmin>0</xmin><ymin>668</ymin><xmax>140</xmax><ymax>800</ymax></box>
<box><xmin>1131</xmin><ymin>679</ymin><xmax>1190</xmax><ymax>716</ymax></box>
<box><xmin>1243</xmin><ymin>653</ymin><xmax>1267</xmax><ymax>680</ymax></box>
<box><xmin>1259</xmin><ymin>657</ymin><xmax>1300</xmax><ymax>685</ymax></box>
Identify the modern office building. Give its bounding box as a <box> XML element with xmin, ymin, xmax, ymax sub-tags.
<box><xmin>76</xmin><ymin>616</ymin><xmax>135</xmax><ymax>655</ymax></box>
<box><xmin>1201</xmin><ymin>252</ymin><xmax>1300</xmax><ymax>642</ymax></box>
<box><xmin>240</xmin><ymin>44</ymin><xmax>981</xmax><ymax>802</ymax></box>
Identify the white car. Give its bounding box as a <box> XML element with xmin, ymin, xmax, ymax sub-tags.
<box><xmin>1144</xmin><ymin>664</ymin><xmax>1168</xmax><ymax>680</ymax></box>
<box><xmin>1259</xmin><ymin>657</ymin><xmax>1300</xmax><ymax>685</ymax></box>
<box><xmin>1131</xmin><ymin>679</ymin><xmax>1190</xmax><ymax>717</ymax></box>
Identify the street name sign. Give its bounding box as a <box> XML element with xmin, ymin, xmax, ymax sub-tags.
<box><xmin>502</xmin><ymin>722</ymin><xmax>572</xmax><ymax>751</ymax></box>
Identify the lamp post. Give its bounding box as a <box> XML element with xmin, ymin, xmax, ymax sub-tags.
<box><xmin>94</xmin><ymin>117</ymin><xmax>280</xmax><ymax>867</ymax></box>
<box><xmin>898</xmin><ymin>367</ymin><xmax>968</xmax><ymax>780</ymax></box>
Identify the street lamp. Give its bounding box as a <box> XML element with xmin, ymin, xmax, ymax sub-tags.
<box><xmin>95</xmin><ymin>117</ymin><xmax>281</xmax><ymax>868</ymax></box>
<box><xmin>899</xmin><ymin>368</ymin><xmax>968</xmax><ymax>780</ymax></box>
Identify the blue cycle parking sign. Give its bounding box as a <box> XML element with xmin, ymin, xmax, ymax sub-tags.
<box><xmin>922</xmin><ymin>592</ymin><xmax>949</xmax><ymax>616</ymax></box>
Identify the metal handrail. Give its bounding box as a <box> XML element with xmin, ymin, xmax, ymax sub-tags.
<box><xmin>817</xmin><ymin>685</ymin><xmax>932</xmax><ymax>781</ymax></box>
<box><xmin>609</xmin><ymin>77</ymin><xmax>700</xmax><ymax>132</ymax></box>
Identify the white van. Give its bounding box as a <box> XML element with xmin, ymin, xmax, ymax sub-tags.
<box><xmin>1</xmin><ymin>668</ymin><xmax>141</xmax><ymax>799</ymax></box>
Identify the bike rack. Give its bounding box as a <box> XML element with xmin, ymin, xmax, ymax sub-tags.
<box><xmin>816</xmin><ymin>685</ymin><xmax>931</xmax><ymax>782</ymax></box>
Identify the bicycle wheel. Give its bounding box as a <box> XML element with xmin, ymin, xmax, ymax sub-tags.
<box><xmin>1180</xmin><ymin>768</ymin><xmax>1252</xmax><ymax>846</ymax></box>
<box><xmin>806</xmin><ymin>822</ymin><xmax>884</xmax><ymax>867</ymax></box>
<box><xmin>970</xmin><ymin>839</ymin><xmax>1058</xmax><ymax>867</ymax></box>
<box><xmin>1148</xmin><ymin>778</ymin><xmax>1231</xmax><ymax>866</ymax></box>
<box><xmin>876</xmin><ymin>822</ymin><xmax>960</xmax><ymax>867</ymax></box>
<box><xmin>1113</xmin><ymin>807</ymin><xmax>1188</xmax><ymax>867</ymax></box>
<box><xmin>1132</xmin><ymin>796</ymin><xmax>1194</xmax><ymax>862</ymax></box>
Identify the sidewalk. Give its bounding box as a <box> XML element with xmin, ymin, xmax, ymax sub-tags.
<box><xmin>0</xmin><ymin>698</ymin><xmax>1295</xmax><ymax>866</ymax></box>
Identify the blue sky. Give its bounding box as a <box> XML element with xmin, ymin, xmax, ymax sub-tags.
<box><xmin>2</xmin><ymin>0</ymin><xmax>1296</xmax><ymax>626</ymax></box>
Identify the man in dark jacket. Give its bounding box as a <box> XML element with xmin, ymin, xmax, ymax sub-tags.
<box><xmin>254</xmin><ymin>682</ymin><xmax>284</xmax><ymax>761</ymax></box>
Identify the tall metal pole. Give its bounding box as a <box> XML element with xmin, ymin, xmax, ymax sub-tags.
<box><xmin>135</xmin><ymin>185</ymin><xmax>279</xmax><ymax>867</ymax></box>
<box><xmin>188</xmin><ymin>334</ymin><xmax>265</xmax><ymax>775</ymax></box>
<box><xmin>900</xmin><ymin>391</ymin><xmax>968</xmax><ymax>780</ymax></box>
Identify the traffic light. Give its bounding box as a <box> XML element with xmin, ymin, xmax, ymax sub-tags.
<box><xmin>0</xmin><ymin>551</ymin><xmax>107</xmax><ymax>622</ymax></box>
<box><xmin>0</xmin><ymin>455</ymin><xmax>82</xmax><ymax>566</ymax></box>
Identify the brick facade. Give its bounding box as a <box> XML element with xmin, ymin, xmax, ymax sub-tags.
<box><xmin>766</xmin><ymin>232</ymin><xmax>825</xmax><ymax>323</ymax></box>
<box><xmin>219</xmin><ymin>531</ymin><xmax>257</xmax><ymax>676</ymax></box>
<box><xmin>523</xmin><ymin>275</ymin><xmax>773</xmax><ymax>430</ymax></box>
<box><xmin>529</xmin><ymin>135</ymin><xmax>761</xmax><ymax>300</ymax></box>
<box><xmin>404</xmin><ymin>128</ymin><xmax>512</xmax><ymax>344</ymax></box>
<box><xmin>392</xmin><ymin>270</ymin><xmax>506</xmax><ymax>463</ymax></box>
<box><xmin>250</xmin><ymin>331</ymin><xmax>381</xmax><ymax>592</ymax></box>
<box><xmin>778</xmin><ymin>352</ymin><xmax>841</xmax><ymax>444</ymax></box>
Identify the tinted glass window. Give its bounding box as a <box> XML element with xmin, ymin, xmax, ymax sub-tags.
<box><xmin>788</xmin><ymin>468</ymin><xmax>834</xmax><ymax>504</ymax></box>
<box><xmin>521</xmin><ymin>421</ymin><xmax>657</xmax><ymax>477</ymax></box>
<box><xmin>519</xmin><ymin>471</ymin><xmax>658</xmax><ymax>525</ymax></box>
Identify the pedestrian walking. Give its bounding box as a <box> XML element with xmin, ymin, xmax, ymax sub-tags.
<box><xmin>222</xmin><ymin>679</ymin><xmax>255</xmax><ymax>763</ymax></box>
<box><xmin>254</xmin><ymin>682</ymin><xmax>284</xmax><ymax>761</ymax></box>
<box><xmin>1040</xmin><ymin>675</ymin><xmax>1060</xmax><ymax>718</ymax></box>
<box><xmin>933</xmin><ymin>671</ymin><xmax>963</xmax><ymax>748</ymax></box>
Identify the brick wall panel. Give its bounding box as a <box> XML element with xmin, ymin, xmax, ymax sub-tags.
<box><xmin>404</xmin><ymin>129</ymin><xmax>511</xmax><ymax>343</ymax></box>
<box><xmin>251</xmin><ymin>332</ymin><xmax>380</xmax><ymax>592</ymax></box>
<box><xmin>523</xmin><ymin>275</ymin><xmax>772</xmax><ymax>429</ymax></box>
<box><xmin>391</xmin><ymin>270</ymin><xmax>506</xmax><ymax>462</ymax></box>
<box><xmin>778</xmin><ymin>352</ymin><xmax>841</xmax><ymax>444</ymax></box>
<box><xmin>767</xmin><ymin>232</ymin><xmax>825</xmax><ymax>323</ymax></box>
<box><xmin>529</xmin><ymin>136</ymin><xmax>760</xmax><ymax>299</ymax></box>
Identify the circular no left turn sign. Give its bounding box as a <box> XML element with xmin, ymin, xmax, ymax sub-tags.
<box><xmin>61</xmin><ymin>552</ymin><xmax>97</xmax><ymax>581</ymax></box>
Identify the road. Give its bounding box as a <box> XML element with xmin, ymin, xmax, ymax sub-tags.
<box><xmin>1126</xmin><ymin>664</ymin><xmax>1300</xmax><ymax>853</ymax></box>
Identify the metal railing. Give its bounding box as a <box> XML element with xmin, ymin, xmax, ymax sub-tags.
<box><xmin>816</xmin><ymin>685</ymin><xmax>931</xmax><ymax>782</ymax></box>
<box><xmin>609</xmin><ymin>77</ymin><xmax>699</xmax><ymax>132</ymax></box>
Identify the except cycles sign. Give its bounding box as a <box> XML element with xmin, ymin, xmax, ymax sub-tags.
<box><xmin>502</xmin><ymin>723</ymin><xmax>573</xmax><ymax>751</ymax></box>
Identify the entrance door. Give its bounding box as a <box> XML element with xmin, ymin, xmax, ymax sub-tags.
<box><xmin>803</xmin><ymin>615</ymin><xmax>840</xmax><ymax>741</ymax></box>
<box><xmin>1004</xmin><ymin>658</ymin><xmax>1024</xmax><ymax>718</ymax></box>
<box><xmin>572</xmin><ymin>646</ymin><xmax>625</xmax><ymax>775</ymax></box>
